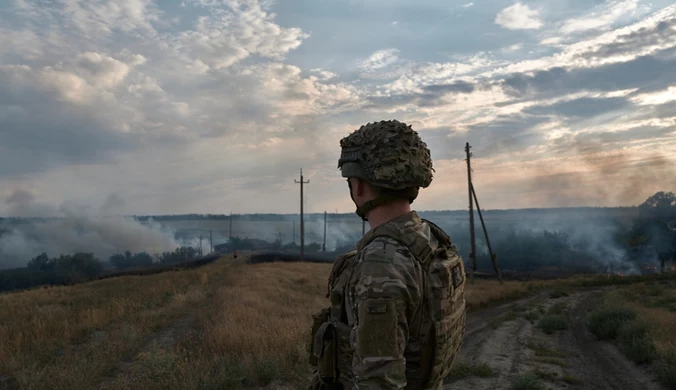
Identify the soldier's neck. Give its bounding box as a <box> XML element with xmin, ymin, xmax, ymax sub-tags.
<box><xmin>366</xmin><ymin>201</ymin><xmax>411</xmax><ymax>230</ymax></box>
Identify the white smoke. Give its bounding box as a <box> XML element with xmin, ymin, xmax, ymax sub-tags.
<box><xmin>0</xmin><ymin>190</ymin><xmax>186</xmax><ymax>269</ymax></box>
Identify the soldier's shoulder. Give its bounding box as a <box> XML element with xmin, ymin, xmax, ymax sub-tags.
<box><xmin>357</xmin><ymin>236</ymin><xmax>417</xmax><ymax>276</ymax></box>
<box><xmin>359</xmin><ymin>235</ymin><xmax>413</xmax><ymax>264</ymax></box>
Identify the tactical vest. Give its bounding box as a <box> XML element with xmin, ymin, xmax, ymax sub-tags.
<box><xmin>309</xmin><ymin>218</ymin><xmax>467</xmax><ymax>389</ymax></box>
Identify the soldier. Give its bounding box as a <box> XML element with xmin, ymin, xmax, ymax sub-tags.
<box><xmin>308</xmin><ymin>120</ymin><xmax>467</xmax><ymax>389</ymax></box>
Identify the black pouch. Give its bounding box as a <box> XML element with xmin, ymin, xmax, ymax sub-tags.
<box><xmin>309</xmin><ymin>308</ymin><xmax>330</xmax><ymax>366</ymax></box>
<box><xmin>314</xmin><ymin>322</ymin><xmax>338</xmax><ymax>384</ymax></box>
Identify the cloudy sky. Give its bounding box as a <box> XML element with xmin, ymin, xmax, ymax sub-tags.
<box><xmin>1</xmin><ymin>0</ymin><xmax>675</xmax><ymax>216</ymax></box>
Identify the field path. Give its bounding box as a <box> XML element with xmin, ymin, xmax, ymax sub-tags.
<box><xmin>94</xmin><ymin>305</ymin><xmax>200</xmax><ymax>390</ymax></box>
<box><xmin>444</xmin><ymin>288</ymin><xmax>666</xmax><ymax>390</ymax></box>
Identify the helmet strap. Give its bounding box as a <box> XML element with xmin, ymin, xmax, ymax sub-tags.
<box><xmin>352</xmin><ymin>187</ymin><xmax>420</xmax><ymax>221</ymax></box>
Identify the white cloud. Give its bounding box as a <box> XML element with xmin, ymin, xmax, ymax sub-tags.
<box><xmin>75</xmin><ymin>52</ymin><xmax>132</xmax><ymax>89</ymax></box>
<box><xmin>382</xmin><ymin>52</ymin><xmax>500</xmax><ymax>94</ymax></box>
<box><xmin>171</xmin><ymin>0</ymin><xmax>309</xmax><ymax>70</ymax></box>
<box><xmin>495</xmin><ymin>3</ymin><xmax>543</xmax><ymax>30</ymax></box>
<box><xmin>358</xmin><ymin>49</ymin><xmax>401</xmax><ymax>72</ymax></box>
<box><xmin>630</xmin><ymin>86</ymin><xmax>676</xmax><ymax>105</ymax></box>
<box><xmin>540</xmin><ymin>36</ymin><xmax>564</xmax><ymax>46</ymax></box>
<box><xmin>463</xmin><ymin>2</ymin><xmax>474</xmax><ymax>8</ymax></box>
<box><xmin>560</xmin><ymin>0</ymin><xmax>640</xmax><ymax>34</ymax></box>
<box><xmin>486</xmin><ymin>4</ymin><xmax>676</xmax><ymax>77</ymax></box>
<box><xmin>310</xmin><ymin>68</ymin><xmax>338</xmax><ymax>81</ymax></box>
<box><xmin>58</xmin><ymin>0</ymin><xmax>163</xmax><ymax>38</ymax></box>
<box><xmin>503</xmin><ymin>43</ymin><xmax>524</xmax><ymax>52</ymax></box>
<box><xmin>2</xmin><ymin>0</ymin><xmax>676</xmax><ymax>214</ymax></box>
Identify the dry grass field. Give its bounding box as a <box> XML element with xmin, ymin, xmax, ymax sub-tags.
<box><xmin>1</xmin><ymin>253</ymin><xmax>674</xmax><ymax>390</ymax></box>
<box><xmin>585</xmin><ymin>280</ymin><xmax>676</xmax><ymax>388</ymax></box>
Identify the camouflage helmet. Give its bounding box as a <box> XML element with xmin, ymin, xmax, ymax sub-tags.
<box><xmin>338</xmin><ymin>119</ymin><xmax>434</xmax><ymax>190</ymax></box>
<box><xmin>338</xmin><ymin>120</ymin><xmax>434</xmax><ymax>219</ymax></box>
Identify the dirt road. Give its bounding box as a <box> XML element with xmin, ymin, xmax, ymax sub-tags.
<box><xmin>444</xmin><ymin>289</ymin><xmax>666</xmax><ymax>390</ymax></box>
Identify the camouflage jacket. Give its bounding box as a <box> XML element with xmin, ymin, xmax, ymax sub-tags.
<box><xmin>340</xmin><ymin>211</ymin><xmax>449</xmax><ymax>389</ymax></box>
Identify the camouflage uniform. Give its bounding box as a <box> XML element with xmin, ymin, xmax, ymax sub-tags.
<box><xmin>308</xmin><ymin>120</ymin><xmax>467</xmax><ymax>389</ymax></box>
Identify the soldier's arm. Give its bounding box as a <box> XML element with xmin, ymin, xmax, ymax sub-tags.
<box><xmin>349</xmin><ymin>237</ymin><xmax>422</xmax><ymax>389</ymax></box>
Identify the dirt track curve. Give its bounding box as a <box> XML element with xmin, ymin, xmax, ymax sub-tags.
<box><xmin>444</xmin><ymin>289</ymin><xmax>666</xmax><ymax>390</ymax></box>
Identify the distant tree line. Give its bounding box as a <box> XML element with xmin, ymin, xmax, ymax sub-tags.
<box><xmin>1</xmin><ymin>193</ymin><xmax>672</xmax><ymax>293</ymax></box>
<box><xmin>467</xmin><ymin>192</ymin><xmax>676</xmax><ymax>275</ymax></box>
<box><xmin>0</xmin><ymin>245</ymin><xmax>208</xmax><ymax>293</ymax></box>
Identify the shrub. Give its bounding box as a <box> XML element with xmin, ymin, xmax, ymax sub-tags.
<box><xmin>511</xmin><ymin>374</ymin><xmax>545</xmax><ymax>390</ymax></box>
<box><xmin>617</xmin><ymin>320</ymin><xmax>657</xmax><ymax>365</ymax></box>
<box><xmin>537</xmin><ymin>315</ymin><xmax>568</xmax><ymax>334</ymax></box>
<box><xmin>657</xmin><ymin>351</ymin><xmax>676</xmax><ymax>389</ymax></box>
<box><xmin>587</xmin><ymin>307</ymin><xmax>636</xmax><ymax>340</ymax></box>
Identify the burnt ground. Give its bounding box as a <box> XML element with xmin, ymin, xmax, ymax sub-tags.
<box><xmin>444</xmin><ymin>288</ymin><xmax>666</xmax><ymax>390</ymax></box>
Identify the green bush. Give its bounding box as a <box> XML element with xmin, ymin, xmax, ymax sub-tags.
<box><xmin>622</xmin><ymin>336</ymin><xmax>657</xmax><ymax>364</ymax></box>
<box><xmin>587</xmin><ymin>307</ymin><xmax>636</xmax><ymax>340</ymax></box>
<box><xmin>537</xmin><ymin>315</ymin><xmax>568</xmax><ymax>334</ymax></box>
<box><xmin>548</xmin><ymin>302</ymin><xmax>568</xmax><ymax>315</ymax></box>
<box><xmin>524</xmin><ymin>310</ymin><xmax>542</xmax><ymax>323</ymax></box>
<box><xmin>657</xmin><ymin>351</ymin><xmax>676</xmax><ymax>389</ymax></box>
<box><xmin>256</xmin><ymin>359</ymin><xmax>278</xmax><ymax>386</ymax></box>
<box><xmin>511</xmin><ymin>374</ymin><xmax>545</xmax><ymax>390</ymax></box>
<box><xmin>448</xmin><ymin>362</ymin><xmax>495</xmax><ymax>380</ymax></box>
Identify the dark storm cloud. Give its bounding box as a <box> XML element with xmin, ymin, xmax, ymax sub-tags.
<box><xmin>364</xmin><ymin>80</ymin><xmax>477</xmax><ymax>109</ymax></box>
<box><xmin>579</xmin><ymin>18</ymin><xmax>676</xmax><ymax>61</ymax></box>
<box><xmin>632</xmin><ymin>100</ymin><xmax>676</xmax><ymax>121</ymax></box>
<box><xmin>499</xmin><ymin>47</ymin><xmax>676</xmax><ymax>100</ymax></box>
<box><xmin>422</xmin><ymin>80</ymin><xmax>475</xmax><ymax>94</ymax></box>
<box><xmin>422</xmin><ymin>114</ymin><xmax>551</xmax><ymax>160</ymax></box>
<box><xmin>524</xmin><ymin>96</ymin><xmax>631</xmax><ymax>119</ymax></box>
<box><xmin>0</xmin><ymin>103</ymin><xmax>135</xmax><ymax>177</ymax></box>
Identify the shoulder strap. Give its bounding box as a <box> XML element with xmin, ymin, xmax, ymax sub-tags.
<box><xmin>327</xmin><ymin>249</ymin><xmax>357</xmax><ymax>298</ymax></box>
<box><xmin>358</xmin><ymin>223</ymin><xmax>434</xmax><ymax>265</ymax></box>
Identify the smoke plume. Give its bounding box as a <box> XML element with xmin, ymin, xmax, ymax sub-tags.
<box><xmin>0</xmin><ymin>190</ymin><xmax>186</xmax><ymax>269</ymax></box>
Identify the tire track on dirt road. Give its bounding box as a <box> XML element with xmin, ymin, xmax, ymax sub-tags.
<box><xmin>561</xmin><ymin>292</ymin><xmax>664</xmax><ymax>390</ymax></box>
<box><xmin>444</xmin><ymin>289</ymin><xmax>667</xmax><ymax>390</ymax></box>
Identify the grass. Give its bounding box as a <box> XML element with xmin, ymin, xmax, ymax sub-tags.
<box><xmin>0</xmin><ymin>261</ymin><xmax>218</xmax><ymax>390</ymax></box>
<box><xmin>530</xmin><ymin>356</ymin><xmax>570</xmax><ymax>367</ymax></box>
<box><xmin>562</xmin><ymin>373</ymin><xmax>584</xmax><ymax>384</ymax></box>
<box><xmin>549</xmin><ymin>289</ymin><xmax>569</xmax><ymax>299</ymax></box>
<box><xmin>522</xmin><ymin>340</ymin><xmax>566</xmax><ymax>358</ymax></box>
<box><xmin>537</xmin><ymin>315</ymin><xmax>568</xmax><ymax>334</ymax></box>
<box><xmin>511</xmin><ymin>374</ymin><xmax>545</xmax><ymax>390</ymax></box>
<box><xmin>547</xmin><ymin>301</ymin><xmax>568</xmax><ymax>315</ymax></box>
<box><xmin>587</xmin><ymin>307</ymin><xmax>637</xmax><ymax>340</ymax></box>
<box><xmin>464</xmin><ymin>279</ymin><xmax>533</xmax><ymax>311</ymax></box>
<box><xmin>586</xmin><ymin>281</ymin><xmax>676</xmax><ymax>388</ymax></box>
<box><xmin>2</xmin><ymin>253</ymin><xmax>674</xmax><ymax>389</ymax></box>
<box><xmin>447</xmin><ymin>361</ymin><xmax>496</xmax><ymax>380</ymax></box>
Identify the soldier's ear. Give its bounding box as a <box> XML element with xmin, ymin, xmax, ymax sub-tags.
<box><xmin>354</xmin><ymin>178</ymin><xmax>369</xmax><ymax>198</ymax></box>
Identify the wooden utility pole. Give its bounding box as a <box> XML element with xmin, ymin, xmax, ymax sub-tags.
<box><xmin>323</xmin><ymin>211</ymin><xmax>327</xmax><ymax>252</ymax></box>
<box><xmin>472</xmin><ymin>183</ymin><xmax>503</xmax><ymax>284</ymax></box>
<box><xmin>295</xmin><ymin>169</ymin><xmax>309</xmax><ymax>261</ymax></box>
<box><xmin>229</xmin><ymin>211</ymin><xmax>232</xmax><ymax>241</ymax></box>
<box><xmin>466</xmin><ymin>142</ymin><xmax>476</xmax><ymax>285</ymax></box>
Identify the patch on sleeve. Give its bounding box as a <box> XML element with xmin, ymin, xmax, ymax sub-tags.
<box><xmin>356</xmin><ymin>299</ymin><xmax>399</xmax><ymax>358</ymax></box>
<box><xmin>451</xmin><ymin>264</ymin><xmax>464</xmax><ymax>289</ymax></box>
<box><xmin>367</xmin><ymin>301</ymin><xmax>388</xmax><ymax>314</ymax></box>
